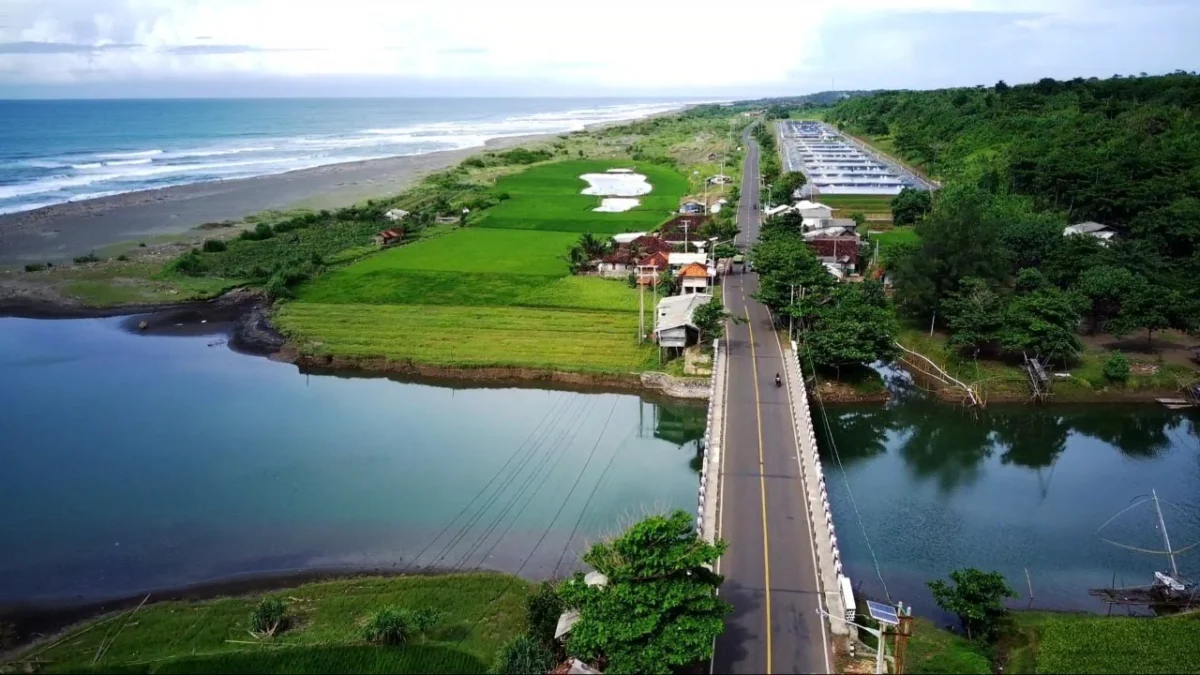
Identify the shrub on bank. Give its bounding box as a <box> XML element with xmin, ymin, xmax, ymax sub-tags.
<box><xmin>202</xmin><ymin>239</ymin><xmax>227</xmax><ymax>253</ymax></box>
<box><xmin>1103</xmin><ymin>350</ymin><xmax>1130</xmax><ymax>383</ymax></box>
<box><xmin>492</xmin><ymin>635</ymin><xmax>555</xmax><ymax>675</ymax></box>
<box><xmin>362</xmin><ymin>606</ymin><xmax>442</xmax><ymax>646</ymax></box>
<box><xmin>249</xmin><ymin>597</ymin><xmax>289</xmax><ymax>636</ymax></box>
<box><xmin>73</xmin><ymin>252</ymin><xmax>101</xmax><ymax>264</ymax></box>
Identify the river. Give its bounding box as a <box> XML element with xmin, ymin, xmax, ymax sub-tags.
<box><xmin>818</xmin><ymin>386</ymin><xmax>1200</xmax><ymax>616</ymax></box>
<box><xmin>0</xmin><ymin>316</ymin><xmax>705</xmax><ymax>606</ymax></box>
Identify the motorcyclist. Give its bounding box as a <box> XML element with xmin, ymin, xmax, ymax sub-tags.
<box><xmin>775</xmin><ymin>373</ymin><xmax>782</xmax><ymax>388</ymax></box>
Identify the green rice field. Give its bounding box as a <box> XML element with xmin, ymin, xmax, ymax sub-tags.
<box><xmin>276</xmin><ymin>303</ymin><xmax>656</xmax><ymax>373</ymax></box>
<box><xmin>13</xmin><ymin>574</ymin><xmax>527</xmax><ymax>674</ymax></box>
<box><xmin>817</xmin><ymin>194</ymin><xmax>895</xmax><ymax>215</ymax></box>
<box><xmin>1006</xmin><ymin>612</ymin><xmax>1200</xmax><ymax>674</ymax></box>
<box><xmin>281</xmin><ymin>158</ymin><xmax>678</xmax><ymax>373</ymax></box>
<box><xmin>477</xmin><ymin>160</ymin><xmax>689</xmax><ymax>233</ymax></box>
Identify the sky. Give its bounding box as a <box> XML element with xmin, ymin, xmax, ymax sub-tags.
<box><xmin>0</xmin><ymin>0</ymin><xmax>1197</xmax><ymax>98</ymax></box>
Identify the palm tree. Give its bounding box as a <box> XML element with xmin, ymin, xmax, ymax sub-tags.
<box><xmin>577</xmin><ymin>232</ymin><xmax>610</xmax><ymax>260</ymax></box>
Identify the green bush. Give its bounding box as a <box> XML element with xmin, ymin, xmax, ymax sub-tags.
<box><xmin>249</xmin><ymin>597</ymin><xmax>289</xmax><ymax>636</ymax></box>
<box><xmin>491</xmin><ymin>635</ymin><xmax>555</xmax><ymax>675</ymax></box>
<box><xmin>461</xmin><ymin>156</ymin><xmax>486</xmax><ymax>169</ymax></box>
<box><xmin>202</xmin><ymin>239</ymin><xmax>228</xmax><ymax>253</ymax></box>
<box><xmin>167</xmin><ymin>250</ymin><xmax>208</xmax><ymax>277</ymax></box>
<box><xmin>138</xmin><ymin>242</ymin><xmax>147</xmax><ymax>247</ymax></box>
<box><xmin>265</xmin><ymin>274</ymin><xmax>292</xmax><ymax>300</ymax></box>
<box><xmin>23</xmin><ymin>263</ymin><xmax>49</xmax><ymax>272</ymax></box>
<box><xmin>240</xmin><ymin>222</ymin><xmax>275</xmax><ymax>241</ymax></box>
<box><xmin>363</xmin><ymin>608</ymin><xmax>412</xmax><ymax>646</ymax></box>
<box><xmin>525</xmin><ymin>581</ymin><xmax>564</xmax><ymax>646</ymax></box>
<box><xmin>116</xmin><ymin>254</ymin><xmax>129</xmax><ymax>261</ymax></box>
<box><xmin>1103</xmin><ymin>350</ymin><xmax>1130</xmax><ymax>383</ymax></box>
<box><xmin>73</xmin><ymin>252</ymin><xmax>101</xmax><ymax>264</ymax></box>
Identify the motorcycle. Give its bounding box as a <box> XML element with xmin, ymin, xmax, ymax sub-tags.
<box><xmin>774</xmin><ymin>373</ymin><xmax>782</xmax><ymax>388</ymax></box>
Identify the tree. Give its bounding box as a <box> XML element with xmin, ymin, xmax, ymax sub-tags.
<box><xmin>998</xmin><ymin>271</ymin><xmax>1083</xmax><ymax>365</ymax></box>
<box><xmin>712</xmin><ymin>242</ymin><xmax>739</xmax><ymax>260</ymax></box>
<box><xmin>1077</xmin><ymin>265</ymin><xmax>1137</xmax><ymax>332</ymax></box>
<box><xmin>1103</xmin><ymin>350</ymin><xmax>1131</xmax><ymax>383</ymax></box>
<box><xmin>1108</xmin><ymin>280</ymin><xmax>1180</xmax><ymax>346</ymax></box>
<box><xmin>769</xmin><ymin>171</ymin><xmax>807</xmax><ymax>205</ymax></box>
<box><xmin>849</xmin><ymin>212</ymin><xmax>866</xmax><ymax>228</ymax></box>
<box><xmin>558</xmin><ymin>510</ymin><xmax>730</xmax><ymax>675</ymax></box>
<box><xmin>750</xmin><ymin>226</ymin><xmax>835</xmax><ymax>314</ymax></box>
<box><xmin>800</xmin><ymin>282</ymin><xmax>899</xmax><ymax>376</ymax></box>
<box><xmin>942</xmin><ymin>277</ymin><xmax>1005</xmax><ymax>357</ymax></box>
<box><xmin>927</xmin><ymin>568</ymin><xmax>1016</xmax><ymax>641</ymax></box>
<box><xmin>890</xmin><ymin>187</ymin><xmax>932</xmax><ymax>226</ymax></box>
<box><xmin>691</xmin><ymin>298</ymin><xmax>729</xmax><ymax>346</ymax></box>
<box><xmin>994</xmin><ymin>79</ymin><xmax>1010</xmax><ymax>94</ymax></box>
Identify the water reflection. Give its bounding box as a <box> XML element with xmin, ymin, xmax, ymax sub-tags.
<box><xmin>818</xmin><ymin>396</ymin><xmax>1200</xmax><ymax>613</ymax></box>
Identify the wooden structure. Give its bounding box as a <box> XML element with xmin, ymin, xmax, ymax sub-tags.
<box><xmin>373</xmin><ymin>228</ymin><xmax>404</xmax><ymax>246</ymax></box>
<box><xmin>1024</xmin><ymin>354</ymin><xmax>1050</xmax><ymax>401</ymax></box>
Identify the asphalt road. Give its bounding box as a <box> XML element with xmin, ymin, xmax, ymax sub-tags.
<box><xmin>712</xmin><ymin>131</ymin><xmax>831</xmax><ymax>674</ymax></box>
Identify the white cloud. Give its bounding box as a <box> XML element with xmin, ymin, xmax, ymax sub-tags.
<box><xmin>0</xmin><ymin>0</ymin><xmax>1196</xmax><ymax>96</ymax></box>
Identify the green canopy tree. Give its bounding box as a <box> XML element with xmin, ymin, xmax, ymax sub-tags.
<box><xmin>750</xmin><ymin>226</ymin><xmax>835</xmax><ymax>315</ymax></box>
<box><xmin>691</xmin><ymin>297</ymin><xmax>729</xmax><ymax>345</ymax></box>
<box><xmin>928</xmin><ymin>568</ymin><xmax>1017</xmax><ymax>641</ymax></box>
<box><xmin>1077</xmin><ymin>265</ymin><xmax>1137</xmax><ymax>332</ymax></box>
<box><xmin>998</xmin><ymin>270</ymin><xmax>1083</xmax><ymax>365</ymax></box>
<box><xmin>800</xmin><ymin>282</ymin><xmax>899</xmax><ymax>377</ymax></box>
<box><xmin>942</xmin><ymin>277</ymin><xmax>1006</xmax><ymax>357</ymax></box>
<box><xmin>890</xmin><ymin>187</ymin><xmax>933</xmax><ymax>226</ymax></box>
<box><xmin>558</xmin><ymin>510</ymin><xmax>731</xmax><ymax>675</ymax></box>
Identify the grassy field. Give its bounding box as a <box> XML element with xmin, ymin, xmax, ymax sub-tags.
<box><xmin>276</xmin><ymin>303</ymin><xmax>657</xmax><ymax>372</ymax></box>
<box><xmin>13</xmin><ymin>261</ymin><xmax>236</xmax><ymax>307</ymax></box>
<box><xmin>1004</xmin><ymin>612</ymin><xmax>1200</xmax><ymax>674</ymax></box>
<box><xmin>280</xmin><ymin>157</ymin><xmax>678</xmax><ymax>374</ymax></box>
<box><xmin>477</xmin><ymin>160</ymin><xmax>688</xmax><ymax>234</ymax></box>
<box><xmin>8</xmin><ymin>574</ymin><xmax>527</xmax><ymax>675</ymax></box>
<box><xmin>907</xmin><ymin>618</ymin><xmax>990</xmax><ymax>674</ymax></box>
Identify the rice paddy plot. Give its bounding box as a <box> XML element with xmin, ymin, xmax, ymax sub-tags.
<box><xmin>275</xmin><ymin>303</ymin><xmax>656</xmax><ymax>373</ymax></box>
<box><xmin>513</xmin><ymin>276</ymin><xmax>642</xmax><ymax>313</ymax></box>
<box><xmin>345</xmin><ymin>228</ymin><xmax>576</xmax><ymax>276</ymax></box>
<box><xmin>297</xmin><ymin>269</ymin><xmax>553</xmax><ymax>307</ymax></box>
<box><xmin>478</xmin><ymin>160</ymin><xmax>689</xmax><ymax>234</ymax></box>
<box><xmin>817</xmin><ymin>194</ymin><xmax>896</xmax><ymax>215</ymax></box>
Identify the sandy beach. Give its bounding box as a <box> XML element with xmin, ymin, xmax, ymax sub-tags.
<box><xmin>0</xmin><ymin>133</ymin><xmax>555</xmax><ymax>265</ymax></box>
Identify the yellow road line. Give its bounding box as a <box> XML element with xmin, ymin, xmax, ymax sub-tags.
<box><xmin>744</xmin><ymin>306</ymin><xmax>772</xmax><ymax>675</ymax></box>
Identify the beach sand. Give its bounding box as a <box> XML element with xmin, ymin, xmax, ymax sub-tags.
<box><xmin>0</xmin><ymin>133</ymin><xmax>553</xmax><ymax>265</ymax></box>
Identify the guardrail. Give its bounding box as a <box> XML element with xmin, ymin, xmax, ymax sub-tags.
<box><xmin>785</xmin><ymin>340</ymin><xmax>852</xmax><ymax>634</ymax></box>
<box><xmin>697</xmin><ymin>339</ymin><xmax>725</xmax><ymax>543</ymax></box>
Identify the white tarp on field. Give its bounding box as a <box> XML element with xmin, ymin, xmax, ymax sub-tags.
<box><xmin>594</xmin><ymin>197</ymin><xmax>641</xmax><ymax>212</ymax></box>
<box><xmin>581</xmin><ymin>173</ymin><xmax>652</xmax><ymax>196</ymax></box>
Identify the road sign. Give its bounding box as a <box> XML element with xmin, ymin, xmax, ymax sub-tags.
<box><xmin>866</xmin><ymin>600</ymin><xmax>899</xmax><ymax>626</ymax></box>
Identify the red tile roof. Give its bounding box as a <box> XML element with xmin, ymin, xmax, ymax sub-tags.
<box><xmin>632</xmin><ymin>235</ymin><xmax>672</xmax><ymax>254</ymax></box>
<box><xmin>639</xmin><ymin>251</ymin><xmax>670</xmax><ymax>269</ymax></box>
<box><xmin>679</xmin><ymin>262</ymin><xmax>710</xmax><ymax>278</ymax></box>
<box><xmin>657</xmin><ymin>215</ymin><xmax>710</xmax><ymax>241</ymax></box>
<box><xmin>806</xmin><ymin>236</ymin><xmax>859</xmax><ymax>265</ymax></box>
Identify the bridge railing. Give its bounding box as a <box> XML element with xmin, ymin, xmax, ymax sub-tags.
<box><xmin>786</xmin><ymin>340</ymin><xmax>853</xmax><ymax>635</ymax></box>
<box><xmin>697</xmin><ymin>339</ymin><xmax>725</xmax><ymax>543</ymax></box>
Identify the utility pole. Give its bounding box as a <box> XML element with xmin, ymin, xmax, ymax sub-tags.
<box><xmin>894</xmin><ymin>603</ymin><xmax>914</xmax><ymax>675</ymax></box>
<box><xmin>638</xmin><ymin>271</ymin><xmax>645</xmax><ymax>343</ymax></box>
<box><xmin>789</xmin><ymin>284</ymin><xmax>796</xmax><ymax>339</ymax></box>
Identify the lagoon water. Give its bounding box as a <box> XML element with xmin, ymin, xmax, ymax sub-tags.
<box><xmin>819</xmin><ymin>393</ymin><xmax>1200</xmax><ymax>615</ymax></box>
<box><xmin>0</xmin><ymin>316</ymin><xmax>704</xmax><ymax>605</ymax></box>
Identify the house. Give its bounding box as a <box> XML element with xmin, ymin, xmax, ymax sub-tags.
<box><xmin>680</xmin><ymin>200</ymin><xmax>706</xmax><ymax>215</ymax></box>
<box><xmin>631</xmin><ymin>235</ymin><xmax>672</xmax><ymax>256</ymax></box>
<box><xmin>803</xmin><ymin>217</ymin><xmax>857</xmax><ymax>235</ymax></box>
<box><xmin>655</xmin><ymin>293</ymin><xmax>714</xmax><ymax>349</ymax></box>
<box><xmin>1064</xmin><ymin>221</ymin><xmax>1117</xmax><ymax>243</ymax></box>
<box><xmin>795</xmin><ymin>200</ymin><xmax>833</xmax><ymax>221</ymax></box>
<box><xmin>657</xmin><ymin>215</ymin><xmax>709</xmax><ymax>246</ymax></box>
<box><xmin>637</xmin><ymin>251</ymin><xmax>671</xmax><ymax>284</ymax></box>
<box><xmin>804</xmin><ymin>223</ymin><xmax>856</xmax><ymax>239</ymax></box>
<box><xmin>597</xmin><ymin>247</ymin><xmax>637</xmax><ymax>276</ymax></box>
<box><xmin>373</xmin><ymin>228</ymin><xmax>404</xmax><ymax>246</ymax></box>
<box><xmin>611</xmin><ymin>231</ymin><xmax>648</xmax><ymax>245</ymax></box>
<box><xmin>384</xmin><ymin>208</ymin><xmax>409</xmax><ymax>222</ymax></box>
<box><xmin>668</xmin><ymin>252</ymin><xmax>707</xmax><ymax>268</ymax></box>
<box><xmin>677</xmin><ymin>262</ymin><xmax>713</xmax><ymax>294</ymax></box>
<box><xmin>709</xmin><ymin>174</ymin><xmax>732</xmax><ymax>185</ymax></box>
<box><xmin>806</xmin><ymin>235</ymin><xmax>860</xmax><ymax>277</ymax></box>
<box><xmin>763</xmin><ymin>204</ymin><xmax>793</xmax><ymax>218</ymax></box>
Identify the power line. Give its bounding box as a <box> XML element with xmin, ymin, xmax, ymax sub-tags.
<box><xmin>553</xmin><ymin>411</ymin><xmax>630</xmax><ymax>573</ymax></box>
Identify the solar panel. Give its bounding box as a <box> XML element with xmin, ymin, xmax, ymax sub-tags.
<box><xmin>866</xmin><ymin>600</ymin><xmax>899</xmax><ymax>626</ymax></box>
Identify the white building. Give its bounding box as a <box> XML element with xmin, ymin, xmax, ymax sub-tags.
<box><xmin>655</xmin><ymin>293</ymin><xmax>714</xmax><ymax>348</ymax></box>
<box><xmin>1064</xmin><ymin>221</ymin><xmax>1117</xmax><ymax>243</ymax></box>
<box><xmin>384</xmin><ymin>208</ymin><xmax>410</xmax><ymax>221</ymax></box>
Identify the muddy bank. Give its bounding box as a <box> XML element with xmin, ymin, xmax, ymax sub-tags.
<box><xmin>289</xmin><ymin>353</ymin><xmax>708</xmax><ymax>400</ymax></box>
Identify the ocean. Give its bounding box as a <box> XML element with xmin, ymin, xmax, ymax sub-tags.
<box><xmin>0</xmin><ymin>98</ymin><xmax>690</xmax><ymax>215</ymax></box>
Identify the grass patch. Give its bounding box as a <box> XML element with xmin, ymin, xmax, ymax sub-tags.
<box><xmin>1007</xmin><ymin>611</ymin><xmax>1200</xmax><ymax>674</ymax></box>
<box><xmin>329</xmin><ymin>228</ymin><xmax>574</xmax><ymax>276</ymax></box>
<box><xmin>818</xmin><ymin>194</ymin><xmax>895</xmax><ymax>215</ymax></box>
<box><xmin>297</xmin><ymin>270</ymin><xmax>551</xmax><ymax>307</ymax></box>
<box><xmin>512</xmin><ymin>276</ymin><xmax>641</xmax><ymax>313</ymax></box>
<box><xmin>275</xmin><ymin>303</ymin><xmax>656</xmax><ymax>373</ymax></box>
<box><xmin>45</xmin><ymin>261</ymin><xmax>237</xmax><ymax>306</ymax></box>
<box><xmin>16</xmin><ymin>574</ymin><xmax>526</xmax><ymax>675</ymax></box>
<box><xmin>477</xmin><ymin>160</ymin><xmax>689</xmax><ymax>234</ymax></box>
<box><xmin>907</xmin><ymin>617</ymin><xmax>991</xmax><ymax>674</ymax></box>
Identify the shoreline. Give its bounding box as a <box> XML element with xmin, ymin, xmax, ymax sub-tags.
<box><xmin>0</xmin><ymin>133</ymin><xmax>557</xmax><ymax>265</ymax></box>
<box><xmin>0</xmin><ymin>107</ymin><xmax>689</xmax><ymax>266</ymax></box>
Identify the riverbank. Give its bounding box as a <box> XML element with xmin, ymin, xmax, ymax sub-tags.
<box><xmin>1</xmin><ymin>573</ymin><xmax>529</xmax><ymax>673</ymax></box>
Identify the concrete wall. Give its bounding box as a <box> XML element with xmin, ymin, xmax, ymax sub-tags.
<box><xmin>783</xmin><ymin>340</ymin><xmax>851</xmax><ymax>636</ymax></box>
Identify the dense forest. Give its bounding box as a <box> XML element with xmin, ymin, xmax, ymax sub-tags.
<box><xmin>825</xmin><ymin>73</ymin><xmax>1200</xmax><ymax>363</ymax></box>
